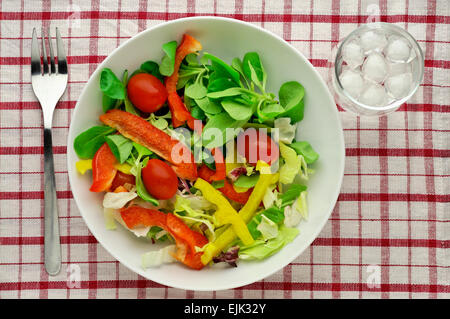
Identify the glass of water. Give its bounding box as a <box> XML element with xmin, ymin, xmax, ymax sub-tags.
<box><xmin>328</xmin><ymin>22</ymin><xmax>424</xmax><ymax>116</ymax></box>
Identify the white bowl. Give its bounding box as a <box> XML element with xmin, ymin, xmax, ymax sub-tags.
<box><xmin>67</xmin><ymin>17</ymin><xmax>345</xmax><ymax>291</ymax></box>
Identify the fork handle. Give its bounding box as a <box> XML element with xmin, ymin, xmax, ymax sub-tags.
<box><xmin>43</xmin><ymin>127</ymin><xmax>61</xmax><ymax>275</ymax></box>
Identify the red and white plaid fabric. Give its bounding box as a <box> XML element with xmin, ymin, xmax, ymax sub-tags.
<box><xmin>0</xmin><ymin>0</ymin><xmax>448</xmax><ymax>299</ymax></box>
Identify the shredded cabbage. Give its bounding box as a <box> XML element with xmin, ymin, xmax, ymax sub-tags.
<box><xmin>274</xmin><ymin>117</ymin><xmax>296</xmax><ymax>144</ymax></box>
<box><xmin>283</xmin><ymin>204</ymin><xmax>302</xmax><ymax>227</ymax></box>
<box><xmin>173</xmin><ymin>195</ymin><xmax>218</xmax><ymax>241</ymax></box>
<box><xmin>174</xmin><ymin>213</ymin><xmax>216</xmax><ymax>242</ymax></box>
<box><xmin>262</xmin><ymin>185</ymin><xmax>277</xmax><ymax>209</ymax></box>
<box><xmin>141</xmin><ymin>245</ymin><xmax>177</xmax><ymax>268</ymax></box>
<box><xmin>256</xmin><ymin>215</ymin><xmax>279</xmax><ymax>240</ymax></box>
<box><xmin>279</xmin><ymin>142</ymin><xmax>302</xmax><ymax>184</ymax></box>
<box><xmin>284</xmin><ymin>191</ymin><xmax>308</xmax><ymax>227</ymax></box>
<box><xmin>174</xmin><ymin>193</ymin><xmax>217</xmax><ymax>212</ymax></box>
<box><xmin>103</xmin><ymin>208</ymin><xmax>117</xmax><ymax>230</ymax></box>
<box><xmin>296</xmin><ymin>190</ymin><xmax>308</xmax><ymax>220</ymax></box>
<box><xmin>103</xmin><ymin>191</ymin><xmax>137</xmax><ymax>209</ymax></box>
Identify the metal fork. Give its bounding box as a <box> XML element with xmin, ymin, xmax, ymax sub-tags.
<box><xmin>31</xmin><ymin>27</ymin><xmax>68</xmax><ymax>275</ymax></box>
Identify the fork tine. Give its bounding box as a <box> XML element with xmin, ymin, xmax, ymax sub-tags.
<box><xmin>47</xmin><ymin>26</ymin><xmax>56</xmax><ymax>74</ymax></box>
<box><xmin>55</xmin><ymin>27</ymin><xmax>67</xmax><ymax>75</ymax></box>
<box><xmin>31</xmin><ymin>28</ymin><xmax>41</xmax><ymax>75</ymax></box>
<box><xmin>41</xmin><ymin>28</ymin><xmax>49</xmax><ymax>74</ymax></box>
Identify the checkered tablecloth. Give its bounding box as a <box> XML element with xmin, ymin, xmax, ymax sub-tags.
<box><xmin>0</xmin><ymin>0</ymin><xmax>448</xmax><ymax>299</ymax></box>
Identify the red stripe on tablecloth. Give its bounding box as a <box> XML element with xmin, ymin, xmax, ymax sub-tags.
<box><xmin>308</xmin><ymin>0</ymin><xmax>315</xmax><ymax>298</ymax></box>
<box><xmin>376</xmin><ymin>0</ymin><xmax>389</xmax><ymax>294</ymax></box>
<box><xmin>2</xmin><ymin>191</ymin><xmax>448</xmax><ymax>202</ymax></box>
<box><xmin>87</xmin><ymin>0</ymin><xmax>100</xmax><ymax>300</ymax></box>
<box><xmin>1</xmin><ymin>101</ymin><xmax>447</xmax><ymax>113</ymax></box>
<box><xmin>3</xmin><ymin>56</ymin><xmax>450</xmax><ymax>70</ymax></box>
<box><xmin>330</xmin><ymin>0</ymin><xmax>342</xmax><ymax>299</ymax></box>
<box><xmin>13</xmin><ymin>215</ymin><xmax>448</xmax><ymax>222</ymax></box>
<box><xmin>0</xmin><ymin>280</ymin><xmax>447</xmax><ymax>293</ymax></box>
<box><xmin>0</xmin><ymin>146</ymin><xmax>67</xmax><ymax>154</ymax></box>
<box><xmin>345</xmin><ymin>148</ymin><xmax>449</xmax><ymax>157</ymax></box>
<box><xmin>187</xmin><ymin>0</ymin><xmax>195</xmax><ymax>17</ymax></box>
<box><xmin>282</xmin><ymin>0</ymin><xmax>293</xmax><ymax>299</ymax></box>
<box><xmin>6</xmin><ymin>171</ymin><xmax>448</xmax><ymax>178</ymax></box>
<box><xmin>379</xmin><ymin>116</ymin><xmax>390</xmax><ymax>299</ymax></box>
<box><xmin>0</xmin><ymin>11</ymin><xmax>448</xmax><ymax>24</ymax></box>
<box><xmin>65</xmin><ymin>0</ymin><xmax>74</xmax><ymax>298</ymax></box>
<box><xmin>137</xmin><ymin>0</ymin><xmax>147</xmax><ymax>32</ymax></box>
<box><xmin>4</xmin><ymin>260</ymin><xmax>448</xmax><ymax>268</ymax></box>
<box><xmin>313</xmin><ymin>238</ymin><xmax>449</xmax><ymax>248</ymax></box>
<box><xmin>11</xmin><ymin>126</ymin><xmax>450</xmax><ymax>133</ymax></box>
<box><xmin>2</xmin><ymin>146</ymin><xmax>448</xmax><ymax>157</ymax></box>
<box><xmin>356</xmin><ymin>117</ymin><xmax>364</xmax><ymax>298</ymax></box>
<box><xmin>17</xmin><ymin>0</ymin><xmax>25</xmax><ymax>299</ymax></box>
<box><xmin>425</xmin><ymin>59</ymin><xmax>450</xmax><ymax>69</ymax></box>
<box><xmin>337</xmin><ymin>193</ymin><xmax>449</xmax><ymax>202</ymax></box>
<box><xmin>424</xmin><ymin>0</ymin><xmax>438</xmax><ymax>299</ymax></box>
<box><xmin>0</xmin><ymin>56</ymin><xmax>107</xmax><ymax>65</ymax></box>
<box><xmin>3</xmin><ymin>34</ymin><xmax>450</xmax><ymax>46</ymax></box>
<box><xmin>404</xmin><ymin>1</ymin><xmax>413</xmax><ymax>298</ymax></box>
<box><xmin>2</xmin><ymin>236</ymin><xmax>447</xmax><ymax>248</ymax></box>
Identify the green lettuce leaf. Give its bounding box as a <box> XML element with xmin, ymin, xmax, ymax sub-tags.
<box><xmin>238</xmin><ymin>226</ymin><xmax>299</xmax><ymax>260</ymax></box>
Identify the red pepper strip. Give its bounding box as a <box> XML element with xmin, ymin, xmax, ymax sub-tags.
<box><xmin>120</xmin><ymin>206</ymin><xmax>208</xmax><ymax>270</ymax></box>
<box><xmin>198</xmin><ymin>165</ymin><xmax>252</xmax><ymax>205</ymax></box>
<box><xmin>100</xmin><ymin>109</ymin><xmax>197</xmax><ymax>181</ymax></box>
<box><xmin>120</xmin><ymin>206</ymin><xmax>168</xmax><ymax>229</ymax></box>
<box><xmin>111</xmin><ymin>171</ymin><xmax>135</xmax><ymax>191</ymax></box>
<box><xmin>166</xmin><ymin>92</ymin><xmax>193</xmax><ymax>127</ymax></box>
<box><xmin>166</xmin><ymin>213</ymin><xmax>208</xmax><ymax>270</ymax></box>
<box><xmin>90</xmin><ymin>143</ymin><xmax>118</xmax><ymax>192</ymax></box>
<box><xmin>209</xmin><ymin>148</ymin><xmax>226</xmax><ymax>181</ymax></box>
<box><xmin>165</xmin><ymin>34</ymin><xmax>203</xmax><ymax>128</ymax></box>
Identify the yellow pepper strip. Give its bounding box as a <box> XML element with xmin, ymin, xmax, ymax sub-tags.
<box><xmin>114</xmin><ymin>163</ymin><xmax>133</xmax><ymax>175</ymax></box>
<box><xmin>76</xmin><ymin>159</ymin><xmax>92</xmax><ymax>175</ymax></box>
<box><xmin>75</xmin><ymin>160</ymin><xmax>132</xmax><ymax>175</ymax></box>
<box><xmin>194</xmin><ymin>178</ymin><xmax>254</xmax><ymax>246</ymax></box>
<box><xmin>201</xmin><ymin>161</ymin><xmax>279</xmax><ymax>265</ymax></box>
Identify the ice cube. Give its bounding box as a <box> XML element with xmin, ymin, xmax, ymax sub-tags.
<box><xmin>339</xmin><ymin>68</ymin><xmax>364</xmax><ymax>98</ymax></box>
<box><xmin>385</xmin><ymin>35</ymin><xmax>411</xmax><ymax>62</ymax></box>
<box><xmin>358</xmin><ymin>83</ymin><xmax>387</xmax><ymax>106</ymax></box>
<box><xmin>342</xmin><ymin>40</ymin><xmax>364</xmax><ymax>69</ymax></box>
<box><xmin>362</xmin><ymin>52</ymin><xmax>388</xmax><ymax>83</ymax></box>
<box><xmin>385</xmin><ymin>72</ymin><xmax>413</xmax><ymax>99</ymax></box>
<box><xmin>360</xmin><ymin>30</ymin><xmax>387</xmax><ymax>54</ymax></box>
<box><xmin>387</xmin><ymin>61</ymin><xmax>412</xmax><ymax>76</ymax></box>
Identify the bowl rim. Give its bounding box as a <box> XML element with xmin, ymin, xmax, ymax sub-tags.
<box><xmin>67</xmin><ymin>16</ymin><xmax>345</xmax><ymax>291</ymax></box>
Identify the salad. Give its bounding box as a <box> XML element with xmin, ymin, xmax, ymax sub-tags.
<box><xmin>73</xmin><ymin>34</ymin><xmax>319</xmax><ymax>270</ymax></box>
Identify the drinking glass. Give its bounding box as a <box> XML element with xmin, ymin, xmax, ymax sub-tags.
<box><xmin>327</xmin><ymin>22</ymin><xmax>424</xmax><ymax>116</ymax></box>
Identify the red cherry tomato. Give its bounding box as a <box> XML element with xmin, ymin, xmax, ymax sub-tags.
<box><xmin>236</xmin><ymin>129</ymin><xmax>279</xmax><ymax>166</ymax></box>
<box><xmin>141</xmin><ymin>159</ymin><xmax>178</xmax><ymax>200</ymax></box>
<box><xmin>127</xmin><ymin>73</ymin><xmax>167</xmax><ymax>113</ymax></box>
